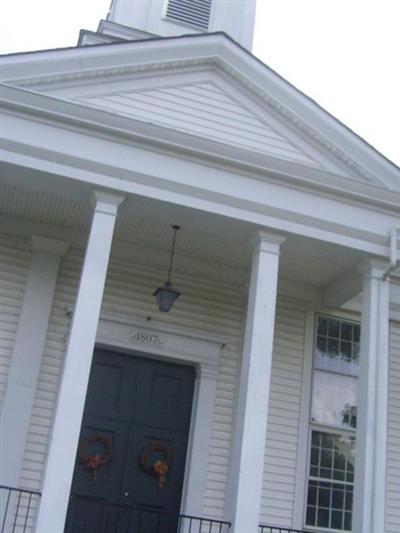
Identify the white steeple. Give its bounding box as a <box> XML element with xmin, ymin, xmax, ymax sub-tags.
<box><xmin>106</xmin><ymin>0</ymin><xmax>257</xmax><ymax>50</ymax></box>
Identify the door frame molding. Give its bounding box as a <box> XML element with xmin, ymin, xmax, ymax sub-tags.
<box><xmin>94</xmin><ymin>311</ymin><xmax>225</xmax><ymax>518</ymax></box>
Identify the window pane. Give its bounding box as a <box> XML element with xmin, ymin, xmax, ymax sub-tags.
<box><xmin>317</xmin><ymin>507</ymin><xmax>330</xmax><ymax>528</ymax></box>
<box><xmin>316</xmin><ymin>335</ymin><xmax>327</xmax><ymax>356</ymax></box>
<box><xmin>332</xmin><ymin>510</ymin><xmax>343</xmax><ymax>529</ymax></box>
<box><xmin>319</xmin><ymin>485</ymin><xmax>331</xmax><ymax>507</ymax></box>
<box><xmin>306</xmin><ymin>505</ymin><xmax>316</xmax><ymax>527</ymax></box>
<box><xmin>309</xmin><ymin>431</ymin><xmax>355</xmax><ymax>480</ymax></box>
<box><xmin>344</xmin><ymin>511</ymin><xmax>352</xmax><ymax>530</ymax></box>
<box><xmin>318</xmin><ymin>318</ymin><xmax>328</xmax><ymax>335</ymax></box>
<box><xmin>340</xmin><ymin>341</ymin><xmax>352</xmax><ymax>362</ymax></box>
<box><xmin>315</xmin><ymin>316</ymin><xmax>360</xmax><ymax>375</ymax></box>
<box><xmin>345</xmin><ymin>487</ymin><xmax>353</xmax><ymax>511</ymax></box>
<box><xmin>328</xmin><ymin>338</ymin><xmax>340</xmax><ymax>357</ymax></box>
<box><xmin>312</xmin><ymin>370</ymin><xmax>358</xmax><ymax>428</ymax></box>
<box><xmin>352</xmin><ymin>342</ymin><xmax>360</xmax><ymax>364</ymax></box>
<box><xmin>311</xmin><ymin>446</ymin><xmax>319</xmax><ymax>468</ymax></box>
<box><xmin>328</xmin><ymin>319</ymin><xmax>340</xmax><ymax>338</ymax></box>
<box><xmin>332</xmin><ymin>488</ymin><xmax>344</xmax><ymax>509</ymax></box>
<box><xmin>306</xmin><ymin>479</ymin><xmax>353</xmax><ymax>531</ymax></box>
<box><xmin>341</xmin><ymin>323</ymin><xmax>353</xmax><ymax>341</ymax></box>
<box><xmin>308</xmin><ymin>484</ymin><xmax>317</xmax><ymax>505</ymax></box>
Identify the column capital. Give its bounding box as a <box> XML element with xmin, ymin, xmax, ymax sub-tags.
<box><xmin>91</xmin><ymin>189</ymin><xmax>126</xmax><ymax>216</ymax></box>
<box><xmin>250</xmin><ymin>230</ymin><xmax>286</xmax><ymax>255</ymax></box>
<box><xmin>357</xmin><ymin>257</ymin><xmax>388</xmax><ymax>284</ymax></box>
<box><xmin>30</xmin><ymin>235</ymin><xmax>70</xmax><ymax>256</ymax></box>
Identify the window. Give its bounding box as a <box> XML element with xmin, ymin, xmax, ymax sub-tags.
<box><xmin>305</xmin><ymin>315</ymin><xmax>360</xmax><ymax>531</ymax></box>
<box><xmin>165</xmin><ymin>0</ymin><xmax>213</xmax><ymax>30</ymax></box>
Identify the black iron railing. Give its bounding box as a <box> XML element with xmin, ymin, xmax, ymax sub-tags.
<box><xmin>0</xmin><ymin>485</ymin><xmax>41</xmax><ymax>533</ymax></box>
<box><xmin>2</xmin><ymin>487</ymin><xmax>321</xmax><ymax>533</ymax></box>
<box><xmin>259</xmin><ymin>526</ymin><xmax>310</xmax><ymax>533</ymax></box>
<box><xmin>66</xmin><ymin>497</ymin><xmax>231</xmax><ymax>533</ymax></box>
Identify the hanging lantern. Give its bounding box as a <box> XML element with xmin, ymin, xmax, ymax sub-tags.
<box><xmin>153</xmin><ymin>225</ymin><xmax>181</xmax><ymax>312</ymax></box>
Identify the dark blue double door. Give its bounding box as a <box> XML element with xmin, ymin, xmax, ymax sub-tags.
<box><xmin>65</xmin><ymin>348</ymin><xmax>195</xmax><ymax>533</ymax></box>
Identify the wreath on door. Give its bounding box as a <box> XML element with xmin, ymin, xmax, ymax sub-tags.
<box><xmin>78</xmin><ymin>435</ymin><xmax>112</xmax><ymax>480</ymax></box>
<box><xmin>140</xmin><ymin>442</ymin><xmax>173</xmax><ymax>491</ymax></box>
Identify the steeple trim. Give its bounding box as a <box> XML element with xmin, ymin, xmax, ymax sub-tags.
<box><xmin>106</xmin><ymin>0</ymin><xmax>256</xmax><ymax>50</ymax></box>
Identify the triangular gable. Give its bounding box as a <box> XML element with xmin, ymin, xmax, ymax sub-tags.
<box><xmin>72</xmin><ymin>80</ymin><xmax>324</xmax><ymax>170</ymax></box>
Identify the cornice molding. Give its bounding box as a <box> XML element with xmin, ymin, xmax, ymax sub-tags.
<box><xmin>212</xmin><ymin>57</ymin><xmax>379</xmax><ymax>185</ymax></box>
<box><xmin>3</xmin><ymin>35</ymin><xmax>395</xmax><ymax>188</ymax></box>
<box><xmin>6</xmin><ymin>58</ymin><xmax>210</xmax><ymax>88</ymax></box>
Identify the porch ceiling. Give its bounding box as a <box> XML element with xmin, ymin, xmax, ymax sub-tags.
<box><xmin>0</xmin><ymin>181</ymin><xmax>366</xmax><ymax>287</ymax></box>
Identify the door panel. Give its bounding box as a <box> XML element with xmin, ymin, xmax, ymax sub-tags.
<box><xmin>84</xmin><ymin>348</ymin><xmax>138</xmax><ymax>423</ymax></box>
<box><xmin>65</xmin><ymin>348</ymin><xmax>195</xmax><ymax>533</ymax></box>
<box><xmin>133</xmin><ymin>359</ymin><xmax>195</xmax><ymax>432</ymax></box>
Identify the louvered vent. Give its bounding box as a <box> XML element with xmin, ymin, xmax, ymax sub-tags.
<box><xmin>165</xmin><ymin>0</ymin><xmax>213</xmax><ymax>30</ymax></box>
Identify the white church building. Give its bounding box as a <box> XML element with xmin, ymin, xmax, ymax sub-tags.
<box><xmin>1</xmin><ymin>1</ymin><xmax>400</xmax><ymax>532</ymax></box>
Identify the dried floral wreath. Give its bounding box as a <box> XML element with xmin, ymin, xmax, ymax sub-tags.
<box><xmin>140</xmin><ymin>442</ymin><xmax>173</xmax><ymax>491</ymax></box>
<box><xmin>78</xmin><ymin>435</ymin><xmax>112</xmax><ymax>480</ymax></box>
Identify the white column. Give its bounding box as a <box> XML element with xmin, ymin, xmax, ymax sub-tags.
<box><xmin>227</xmin><ymin>231</ymin><xmax>285</xmax><ymax>533</ymax></box>
<box><xmin>35</xmin><ymin>190</ymin><xmax>124</xmax><ymax>533</ymax></box>
<box><xmin>181</xmin><ymin>363</ymin><xmax>219</xmax><ymax>517</ymax></box>
<box><xmin>0</xmin><ymin>236</ymin><xmax>68</xmax><ymax>528</ymax></box>
<box><xmin>353</xmin><ymin>258</ymin><xmax>390</xmax><ymax>533</ymax></box>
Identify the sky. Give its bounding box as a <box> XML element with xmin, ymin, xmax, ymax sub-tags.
<box><xmin>1</xmin><ymin>0</ymin><xmax>399</xmax><ymax>167</ymax></box>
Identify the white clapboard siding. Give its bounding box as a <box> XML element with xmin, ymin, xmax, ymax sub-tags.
<box><xmin>260</xmin><ymin>298</ymin><xmax>307</xmax><ymax>526</ymax></box>
<box><xmin>0</xmin><ymin>233</ymin><xmax>31</xmax><ymax>408</ymax></box>
<box><xmin>386</xmin><ymin>320</ymin><xmax>400</xmax><ymax>533</ymax></box>
<box><xmin>75</xmin><ymin>82</ymin><xmax>321</xmax><ymax>168</ymax></box>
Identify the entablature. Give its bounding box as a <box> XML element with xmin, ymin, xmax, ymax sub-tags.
<box><xmin>2</xmin><ymin>87</ymin><xmax>399</xmax><ymax>265</ymax></box>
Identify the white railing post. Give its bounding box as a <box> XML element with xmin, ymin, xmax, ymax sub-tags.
<box><xmin>227</xmin><ymin>230</ymin><xmax>285</xmax><ymax>533</ymax></box>
<box><xmin>34</xmin><ymin>190</ymin><xmax>124</xmax><ymax>533</ymax></box>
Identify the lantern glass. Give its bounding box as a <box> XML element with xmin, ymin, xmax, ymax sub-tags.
<box><xmin>153</xmin><ymin>282</ymin><xmax>181</xmax><ymax>313</ymax></box>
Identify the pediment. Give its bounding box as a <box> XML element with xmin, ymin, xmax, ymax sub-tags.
<box><xmin>3</xmin><ymin>33</ymin><xmax>398</xmax><ymax>190</ymax></box>
<box><xmin>68</xmin><ymin>77</ymin><xmax>328</xmax><ymax>172</ymax></box>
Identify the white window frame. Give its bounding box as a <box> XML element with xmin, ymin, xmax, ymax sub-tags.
<box><xmin>305</xmin><ymin>427</ymin><xmax>356</xmax><ymax>532</ymax></box>
<box><xmin>293</xmin><ymin>308</ymin><xmax>360</xmax><ymax>532</ymax></box>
